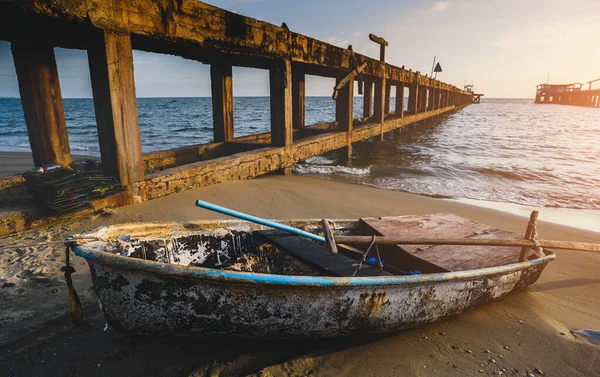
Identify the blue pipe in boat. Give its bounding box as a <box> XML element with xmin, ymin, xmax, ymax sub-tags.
<box><xmin>195</xmin><ymin>200</ymin><xmax>327</xmax><ymax>243</ymax></box>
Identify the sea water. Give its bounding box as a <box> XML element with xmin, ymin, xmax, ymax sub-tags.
<box><xmin>1</xmin><ymin>97</ymin><xmax>599</xmax><ymax>210</ymax></box>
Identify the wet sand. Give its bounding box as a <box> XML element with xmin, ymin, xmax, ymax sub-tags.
<box><xmin>0</xmin><ymin>151</ymin><xmax>97</xmax><ymax>176</ymax></box>
<box><xmin>1</xmin><ymin>175</ymin><xmax>599</xmax><ymax>376</ymax></box>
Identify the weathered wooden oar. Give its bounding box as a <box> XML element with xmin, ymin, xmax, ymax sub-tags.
<box><xmin>333</xmin><ymin>236</ymin><xmax>600</xmax><ymax>253</ymax></box>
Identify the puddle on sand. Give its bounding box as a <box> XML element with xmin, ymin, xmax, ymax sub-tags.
<box><xmin>573</xmin><ymin>330</ymin><xmax>600</xmax><ymax>345</ymax></box>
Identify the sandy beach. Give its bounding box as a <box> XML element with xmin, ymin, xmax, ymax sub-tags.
<box><xmin>1</xmin><ymin>174</ymin><xmax>599</xmax><ymax>376</ymax></box>
<box><xmin>0</xmin><ymin>152</ymin><xmax>98</xmax><ymax>176</ymax></box>
<box><xmin>2</xmin><ymin>0</ymin><xmax>599</xmax><ymax>375</ymax></box>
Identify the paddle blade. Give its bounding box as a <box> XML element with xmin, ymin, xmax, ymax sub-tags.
<box><xmin>68</xmin><ymin>286</ymin><xmax>83</xmax><ymax>325</ymax></box>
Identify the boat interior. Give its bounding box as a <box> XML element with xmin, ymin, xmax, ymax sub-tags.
<box><xmin>111</xmin><ymin>214</ymin><xmax>540</xmax><ymax>277</ymax></box>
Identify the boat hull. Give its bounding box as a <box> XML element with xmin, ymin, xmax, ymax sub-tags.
<box><xmin>82</xmin><ymin>250</ymin><xmax>551</xmax><ymax>338</ymax></box>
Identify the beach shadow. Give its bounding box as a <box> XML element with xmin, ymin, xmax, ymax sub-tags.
<box><xmin>0</xmin><ymin>301</ymin><xmax>394</xmax><ymax>377</ymax></box>
<box><xmin>520</xmin><ymin>278</ymin><xmax>600</xmax><ymax>293</ymax></box>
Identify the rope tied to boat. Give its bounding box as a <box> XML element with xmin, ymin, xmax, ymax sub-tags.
<box><xmin>59</xmin><ymin>235</ymin><xmax>127</xmax><ymax>326</ymax></box>
<box><xmin>62</xmin><ymin>241</ymin><xmax>83</xmax><ymax>325</ymax></box>
<box><xmin>353</xmin><ymin>235</ymin><xmax>384</xmax><ymax>276</ymax></box>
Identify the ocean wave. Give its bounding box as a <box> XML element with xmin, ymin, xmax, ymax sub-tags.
<box><xmin>293</xmin><ymin>164</ymin><xmax>370</xmax><ymax>176</ymax></box>
<box><xmin>70</xmin><ymin>144</ymin><xmax>93</xmax><ymax>151</ymax></box>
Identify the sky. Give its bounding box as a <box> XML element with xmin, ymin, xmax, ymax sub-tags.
<box><xmin>1</xmin><ymin>0</ymin><xmax>599</xmax><ymax>98</ymax></box>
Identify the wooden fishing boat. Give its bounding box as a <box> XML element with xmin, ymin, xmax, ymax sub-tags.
<box><xmin>69</xmin><ymin>210</ymin><xmax>559</xmax><ymax>339</ymax></box>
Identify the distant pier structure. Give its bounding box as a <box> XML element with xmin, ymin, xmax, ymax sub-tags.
<box><xmin>535</xmin><ymin>79</ymin><xmax>600</xmax><ymax>107</ymax></box>
<box><xmin>0</xmin><ymin>0</ymin><xmax>479</xmax><ymax>235</ymax></box>
<box><xmin>464</xmin><ymin>85</ymin><xmax>483</xmax><ymax>104</ymax></box>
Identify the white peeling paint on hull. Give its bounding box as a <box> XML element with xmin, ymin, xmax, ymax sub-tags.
<box><xmin>86</xmin><ymin>259</ymin><xmax>548</xmax><ymax>338</ymax></box>
<box><xmin>72</xmin><ymin>217</ymin><xmax>554</xmax><ymax>338</ymax></box>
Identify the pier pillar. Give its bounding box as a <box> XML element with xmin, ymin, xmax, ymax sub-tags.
<box><xmin>408</xmin><ymin>75</ymin><xmax>419</xmax><ymax>115</ymax></box>
<box><xmin>363</xmin><ymin>79</ymin><xmax>373</xmax><ymax>117</ymax></box>
<box><xmin>292</xmin><ymin>68</ymin><xmax>305</xmax><ymax>129</ymax></box>
<box><xmin>374</xmin><ymin>78</ymin><xmax>383</xmax><ymax>119</ymax></box>
<box><xmin>11</xmin><ymin>42</ymin><xmax>72</xmax><ymax>167</ymax></box>
<box><xmin>210</xmin><ymin>62</ymin><xmax>234</xmax><ymax>142</ymax></box>
<box><xmin>419</xmin><ymin>86</ymin><xmax>427</xmax><ymax>113</ymax></box>
<box><xmin>428</xmin><ymin>87</ymin><xmax>435</xmax><ymax>110</ymax></box>
<box><xmin>373</xmin><ymin>77</ymin><xmax>386</xmax><ymax>140</ymax></box>
<box><xmin>336</xmin><ymin>72</ymin><xmax>354</xmax><ymax>165</ymax></box>
<box><xmin>88</xmin><ymin>30</ymin><xmax>144</xmax><ymax>187</ymax></box>
<box><xmin>277</xmin><ymin>166</ymin><xmax>293</xmax><ymax>176</ymax></box>
<box><xmin>335</xmin><ymin>75</ymin><xmax>354</xmax><ymax>132</ymax></box>
<box><xmin>392</xmin><ymin>84</ymin><xmax>405</xmax><ymax>138</ymax></box>
<box><xmin>269</xmin><ymin>59</ymin><xmax>293</xmax><ymax>147</ymax></box>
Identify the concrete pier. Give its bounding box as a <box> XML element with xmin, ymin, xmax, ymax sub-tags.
<box><xmin>0</xmin><ymin>0</ymin><xmax>477</xmax><ymax>235</ymax></box>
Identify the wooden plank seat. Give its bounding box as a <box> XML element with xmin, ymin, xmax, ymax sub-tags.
<box><xmin>361</xmin><ymin>214</ymin><xmax>524</xmax><ymax>272</ymax></box>
<box><xmin>257</xmin><ymin>230</ymin><xmax>390</xmax><ymax>277</ymax></box>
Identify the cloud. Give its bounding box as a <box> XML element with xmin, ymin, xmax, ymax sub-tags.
<box><xmin>324</xmin><ymin>35</ymin><xmax>349</xmax><ymax>48</ymax></box>
<box><xmin>429</xmin><ymin>1</ymin><xmax>448</xmax><ymax>11</ymax></box>
<box><xmin>493</xmin><ymin>15</ymin><xmax>600</xmax><ymax>49</ymax></box>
